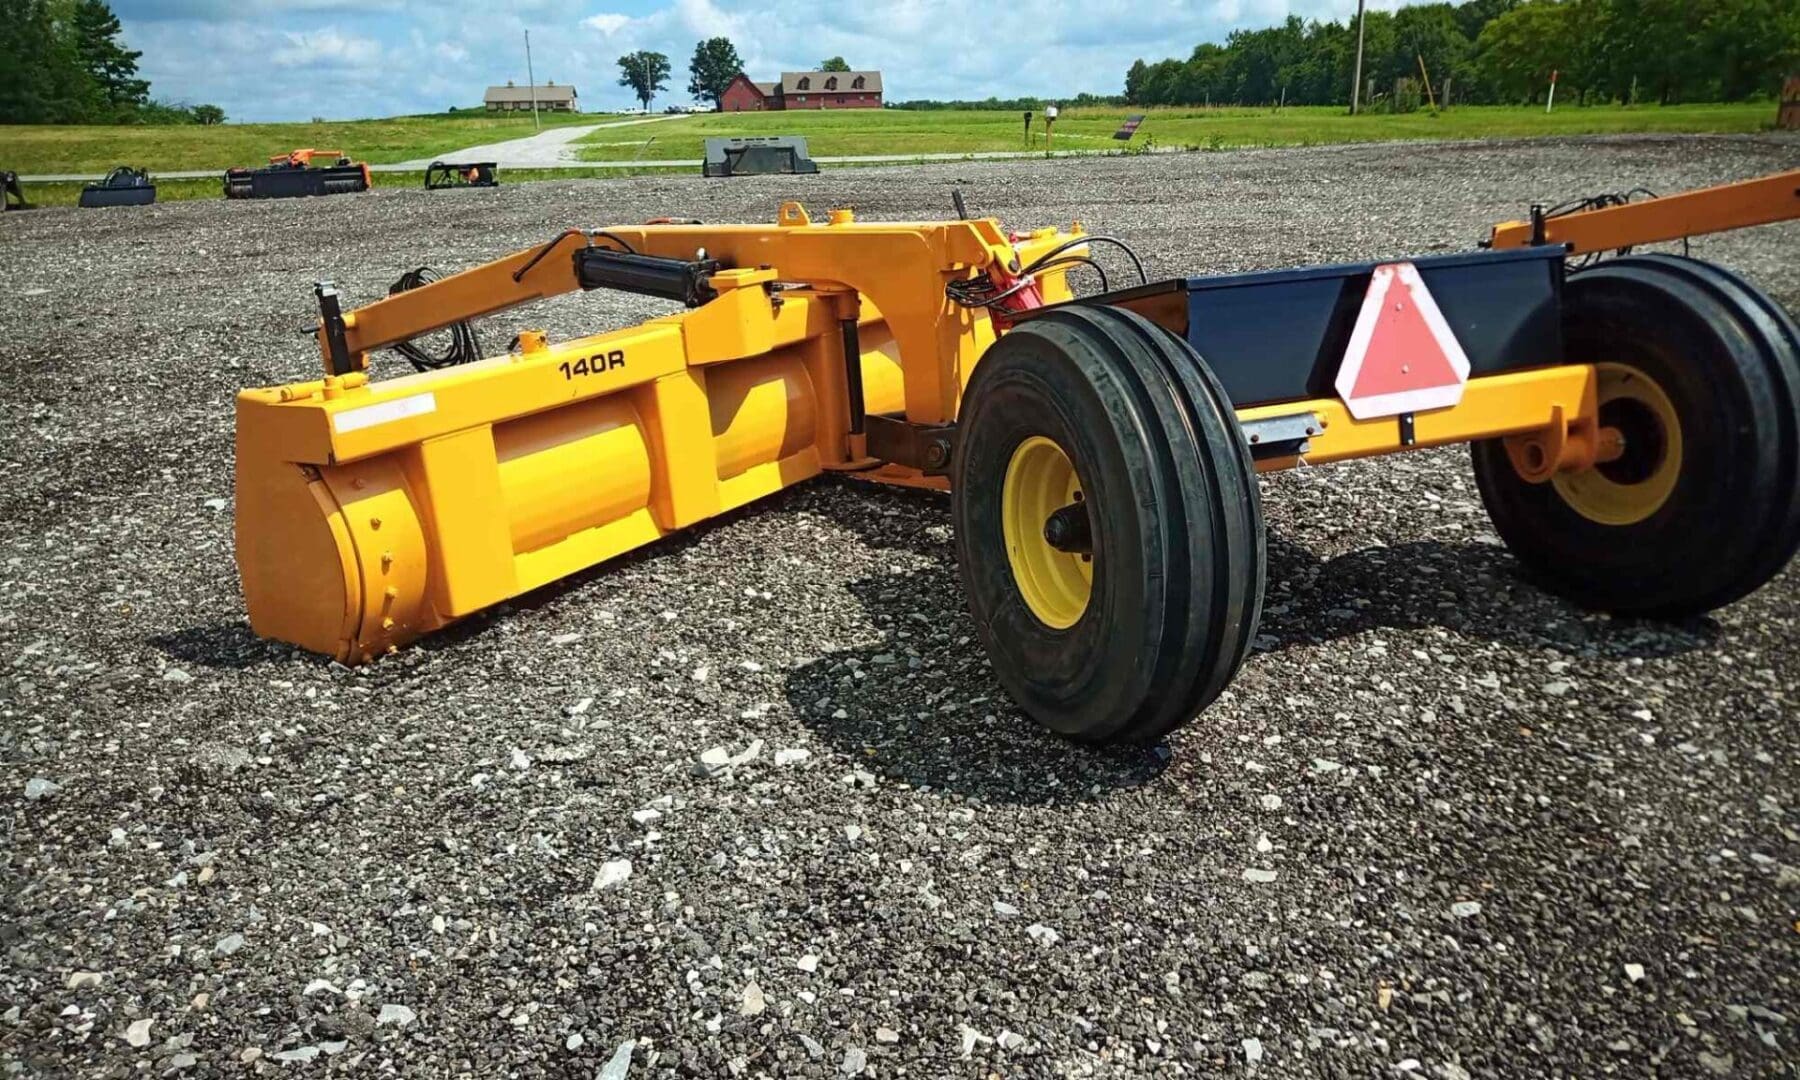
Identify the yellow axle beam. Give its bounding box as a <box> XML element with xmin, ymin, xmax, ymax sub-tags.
<box><xmin>1488</xmin><ymin>168</ymin><xmax>1800</xmax><ymax>254</ymax></box>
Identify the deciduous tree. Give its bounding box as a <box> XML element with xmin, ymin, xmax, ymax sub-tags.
<box><xmin>617</xmin><ymin>50</ymin><xmax>671</xmax><ymax>110</ymax></box>
<box><xmin>688</xmin><ymin>37</ymin><xmax>744</xmax><ymax>110</ymax></box>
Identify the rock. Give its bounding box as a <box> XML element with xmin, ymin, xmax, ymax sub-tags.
<box><xmin>695</xmin><ymin>747</ymin><xmax>733</xmax><ymax>776</ymax></box>
<box><xmin>630</xmin><ymin>808</ymin><xmax>662</xmax><ymax>826</ymax></box>
<box><xmin>593</xmin><ymin>859</ymin><xmax>633</xmax><ymax>891</ymax></box>
<box><xmin>1697</xmin><ymin>1051</ymin><xmax>1734</xmax><ymax>1076</ymax></box>
<box><xmin>510</xmin><ymin>748</ymin><xmax>531</xmax><ymax>770</ymax></box>
<box><xmin>993</xmin><ymin>900</ymin><xmax>1020</xmax><ymax>917</ymax></box>
<box><xmin>845</xmin><ymin>824</ymin><xmax>863</xmax><ymax>842</ymax></box>
<box><xmin>202</xmin><ymin>498</ymin><xmax>227</xmax><ymax>511</ymax></box>
<box><xmin>566</xmin><ymin>1033</ymin><xmax>584</xmax><ymax>1051</ymax></box>
<box><xmin>775</xmin><ymin>748</ymin><xmax>811</xmax><ymax>766</ymax></box>
<box><xmin>840</xmin><ymin>1047</ymin><xmax>868</xmax><ymax>1075</ymax></box>
<box><xmin>66</xmin><ymin>971</ymin><xmax>103</xmax><ymax>990</ymax></box>
<box><xmin>302</xmin><ymin>979</ymin><xmax>341</xmax><ymax>996</ymax></box>
<box><xmin>996</xmin><ymin>1030</ymin><xmax>1025</xmax><ymax>1051</ymax></box>
<box><xmin>124</xmin><ymin>1018</ymin><xmax>154</xmax><ymax>1047</ymax></box>
<box><xmin>271</xmin><ymin>1046</ymin><xmax>319</xmax><ymax>1063</ymax></box>
<box><xmin>1255</xmin><ymin>834</ymin><xmax>1273</xmax><ymax>853</ymax></box>
<box><xmin>1311</xmin><ymin>758</ymin><xmax>1342</xmax><ymax>773</ymax></box>
<box><xmin>1243</xmin><ymin>1037</ymin><xmax>1264</xmax><ymax>1065</ymax></box>
<box><xmin>1259</xmin><ymin>794</ymin><xmax>1283</xmax><ymax>811</ymax></box>
<box><xmin>1624</xmin><ymin>963</ymin><xmax>1646</xmax><ymax>982</ymax></box>
<box><xmin>740</xmin><ymin>982</ymin><xmax>766</xmax><ymax>1016</ymax></box>
<box><xmin>1026</xmin><ymin>923</ymin><xmax>1061</xmax><ymax>945</ymax></box>
<box><xmin>377</xmin><ymin>1004</ymin><xmax>416</xmax><ymax>1028</ymax></box>
<box><xmin>729</xmin><ymin>739</ymin><xmax>764</xmax><ymax>766</ymax></box>
<box><xmin>566</xmin><ymin>697</ymin><xmax>594</xmax><ymax>716</ymax></box>
<box><xmin>213</xmin><ymin>933</ymin><xmax>246</xmax><ymax>956</ymax></box>
<box><xmin>598</xmin><ymin>1040</ymin><xmax>635</xmax><ymax>1080</ymax></box>
<box><xmin>25</xmin><ymin>777</ymin><xmax>62</xmax><ymax>801</ymax></box>
<box><xmin>239</xmin><ymin>1048</ymin><xmax>262</xmax><ymax>1063</ymax></box>
<box><xmin>163</xmin><ymin>669</ymin><xmax>192</xmax><ymax>684</ymax></box>
<box><xmin>431</xmin><ymin>914</ymin><xmax>446</xmax><ymax>934</ymax></box>
<box><xmin>798</xmin><ymin>1033</ymin><xmax>825</xmax><ymax>1059</ymax></box>
<box><xmin>1243</xmin><ymin>868</ymin><xmax>1279</xmax><ymax>883</ymax></box>
<box><xmin>551</xmin><ymin>632</ymin><xmax>582</xmax><ymax>646</ymax></box>
<box><xmin>797</xmin><ymin>954</ymin><xmax>820</xmax><ymax>973</ymax></box>
<box><xmin>1543</xmin><ymin>680</ymin><xmax>1572</xmax><ymax>697</ymax></box>
<box><xmin>1450</xmin><ymin>900</ymin><xmax>1482</xmax><ymax>918</ymax></box>
<box><xmin>876</xmin><ymin>1027</ymin><xmax>900</xmax><ymax>1043</ymax></box>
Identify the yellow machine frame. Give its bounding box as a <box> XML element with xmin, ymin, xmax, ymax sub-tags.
<box><xmin>239</xmin><ymin>171</ymin><xmax>1797</xmax><ymax>665</ymax></box>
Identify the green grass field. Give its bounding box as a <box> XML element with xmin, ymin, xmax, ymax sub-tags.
<box><xmin>575</xmin><ymin>103</ymin><xmax>1777</xmax><ymax>161</ymax></box>
<box><xmin>1</xmin><ymin>101</ymin><xmax>1776</xmax><ymax>207</ymax></box>
<box><xmin>0</xmin><ymin>109</ymin><xmax>603</xmax><ymax>175</ymax></box>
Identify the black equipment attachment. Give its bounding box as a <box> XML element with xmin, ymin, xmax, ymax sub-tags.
<box><xmin>79</xmin><ymin>166</ymin><xmax>156</xmax><ymax>208</ymax></box>
<box><xmin>425</xmin><ymin>161</ymin><xmax>499</xmax><ymax>190</ymax></box>
<box><xmin>2</xmin><ymin>171</ymin><xmax>30</xmax><ymax>211</ymax></box>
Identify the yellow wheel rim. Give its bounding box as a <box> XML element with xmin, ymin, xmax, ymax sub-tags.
<box><xmin>1001</xmin><ymin>436</ymin><xmax>1093</xmax><ymax>629</ymax></box>
<box><xmin>1553</xmin><ymin>362</ymin><xmax>1683</xmax><ymax>526</ymax></box>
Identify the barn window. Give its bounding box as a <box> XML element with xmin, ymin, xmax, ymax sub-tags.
<box><xmin>825</xmin><ymin>76</ymin><xmax>838</xmax><ymax>90</ymax></box>
<box><xmin>852</xmin><ymin>76</ymin><xmax>865</xmax><ymax>89</ymax></box>
<box><xmin>796</xmin><ymin>77</ymin><xmax>810</xmax><ymax>90</ymax></box>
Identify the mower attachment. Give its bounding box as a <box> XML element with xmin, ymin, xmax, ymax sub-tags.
<box><xmin>425</xmin><ymin>161</ymin><xmax>499</xmax><ymax>190</ymax></box>
<box><xmin>78</xmin><ymin>166</ymin><xmax>156</xmax><ymax>208</ymax></box>
<box><xmin>225</xmin><ymin>149</ymin><xmax>371</xmax><ymax>199</ymax></box>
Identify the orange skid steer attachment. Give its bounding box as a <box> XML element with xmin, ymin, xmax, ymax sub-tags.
<box><xmin>235</xmin><ymin>205</ymin><xmax>1082</xmax><ymax>662</ymax></box>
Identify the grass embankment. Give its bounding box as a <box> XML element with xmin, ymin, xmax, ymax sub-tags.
<box><xmin>0</xmin><ymin>109</ymin><xmax>603</xmax><ymax>174</ymax></box>
<box><xmin>574</xmin><ymin>102</ymin><xmax>1776</xmax><ymax>161</ymax></box>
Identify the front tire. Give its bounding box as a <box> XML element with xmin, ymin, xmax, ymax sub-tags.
<box><xmin>1472</xmin><ymin>255</ymin><xmax>1800</xmax><ymax>616</ymax></box>
<box><xmin>952</xmin><ymin>306</ymin><xmax>1265</xmax><ymax>744</ymax></box>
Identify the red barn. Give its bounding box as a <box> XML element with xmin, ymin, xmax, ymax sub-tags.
<box><xmin>718</xmin><ymin>70</ymin><xmax>884</xmax><ymax>111</ymax></box>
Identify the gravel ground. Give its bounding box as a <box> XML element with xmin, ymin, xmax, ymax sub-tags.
<box><xmin>3</xmin><ymin>135</ymin><xmax>1798</xmax><ymax>1079</ymax></box>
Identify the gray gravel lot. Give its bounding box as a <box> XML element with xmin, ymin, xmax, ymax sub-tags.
<box><xmin>3</xmin><ymin>135</ymin><xmax>1798</xmax><ymax>1079</ymax></box>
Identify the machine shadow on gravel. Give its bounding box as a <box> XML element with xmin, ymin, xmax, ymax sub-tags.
<box><xmin>152</xmin><ymin>621</ymin><xmax>291</xmax><ymax>670</ymax></box>
<box><xmin>1259</xmin><ymin>535</ymin><xmax>1719</xmax><ymax>660</ymax></box>
<box><xmin>782</xmin><ymin>563</ymin><xmax>1173</xmax><ymax>806</ymax></box>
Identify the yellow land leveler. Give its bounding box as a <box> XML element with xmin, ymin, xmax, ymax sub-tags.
<box><xmin>236</xmin><ymin>172</ymin><xmax>1800</xmax><ymax>744</ymax></box>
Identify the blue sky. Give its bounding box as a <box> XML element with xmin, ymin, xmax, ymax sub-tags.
<box><xmin>115</xmin><ymin>0</ymin><xmax>1406</xmax><ymax>122</ymax></box>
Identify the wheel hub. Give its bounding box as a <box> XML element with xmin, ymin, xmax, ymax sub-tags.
<box><xmin>1553</xmin><ymin>362</ymin><xmax>1683</xmax><ymax>526</ymax></box>
<box><xmin>1001</xmin><ymin>436</ymin><xmax>1093</xmax><ymax>629</ymax></box>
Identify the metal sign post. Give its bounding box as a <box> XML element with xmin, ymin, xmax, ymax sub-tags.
<box><xmin>525</xmin><ymin>29</ymin><xmax>541</xmax><ymax>132</ymax></box>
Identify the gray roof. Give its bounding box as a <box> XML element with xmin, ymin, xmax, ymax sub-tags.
<box><xmin>778</xmin><ymin>71</ymin><xmax>882</xmax><ymax>94</ymax></box>
<box><xmin>484</xmin><ymin>83</ymin><xmax>578</xmax><ymax>104</ymax></box>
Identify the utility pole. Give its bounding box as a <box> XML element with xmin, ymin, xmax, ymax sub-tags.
<box><xmin>1350</xmin><ymin>0</ymin><xmax>1367</xmax><ymax>114</ymax></box>
<box><xmin>525</xmin><ymin>29</ymin><xmax>540</xmax><ymax>132</ymax></box>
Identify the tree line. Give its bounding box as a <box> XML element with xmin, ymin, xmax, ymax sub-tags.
<box><xmin>1126</xmin><ymin>0</ymin><xmax>1799</xmax><ymax>109</ymax></box>
<box><xmin>618</xmin><ymin>40</ymin><xmax>855</xmax><ymax>110</ymax></box>
<box><xmin>2</xmin><ymin>0</ymin><xmax>224</xmax><ymax>125</ymax></box>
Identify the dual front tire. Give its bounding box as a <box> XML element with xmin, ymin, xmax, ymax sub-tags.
<box><xmin>951</xmin><ymin>307</ymin><xmax>1265</xmax><ymax>744</ymax></box>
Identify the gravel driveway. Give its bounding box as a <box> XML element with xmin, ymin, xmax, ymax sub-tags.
<box><xmin>3</xmin><ymin>135</ymin><xmax>1797</xmax><ymax>1079</ymax></box>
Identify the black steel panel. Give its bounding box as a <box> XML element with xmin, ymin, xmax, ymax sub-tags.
<box><xmin>1074</xmin><ymin>246</ymin><xmax>1566</xmax><ymax>408</ymax></box>
<box><xmin>1185</xmin><ymin>247</ymin><xmax>1565</xmax><ymax>406</ymax></box>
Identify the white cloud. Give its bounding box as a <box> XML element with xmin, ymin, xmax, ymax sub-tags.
<box><xmin>581</xmin><ymin>13</ymin><xmax>632</xmax><ymax>34</ymax></box>
<box><xmin>269</xmin><ymin>27</ymin><xmax>382</xmax><ymax>69</ymax></box>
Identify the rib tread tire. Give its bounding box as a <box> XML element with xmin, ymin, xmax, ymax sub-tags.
<box><xmin>1472</xmin><ymin>254</ymin><xmax>1800</xmax><ymax>617</ymax></box>
<box><xmin>952</xmin><ymin>305</ymin><xmax>1264</xmax><ymax>744</ymax></box>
